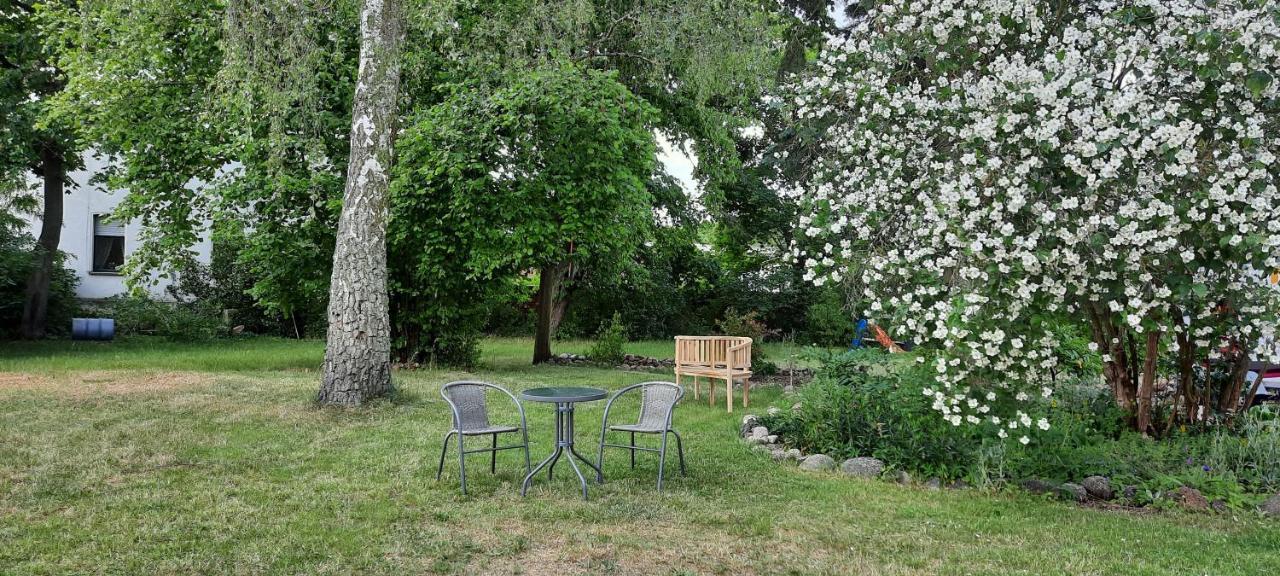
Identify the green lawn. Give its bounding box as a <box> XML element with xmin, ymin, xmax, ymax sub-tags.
<box><xmin>1</xmin><ymin>337</ymin><xmax>1277</xmax><ymax>575</ymax></box>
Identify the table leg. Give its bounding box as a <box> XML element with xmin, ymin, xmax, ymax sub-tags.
<box><xmin>523</xmin><ymin>401</ymin><xmax>600</xmax><ymax>499</ymax></box>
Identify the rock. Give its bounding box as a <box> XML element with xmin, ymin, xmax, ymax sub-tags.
<box><xmin>1122</xmin><ymin>485</ymin><xmax>1138</xmax><ymax>501</ymax></box>
<box><xmin>948</xmin><ymin>479</ymin><xmax>970</xmax><ymax>490</ymax></box>
<box><xmin>1210</xmin><ymin>500</ymin><xmax>1228</xmax><ymax>513</ymax></box>
<box><xmin>1172</xmin><ymin>486</ymin><xmax>1209</xmax><ymax>511</ymax></box>
<box><xmin>1261</xmin><ymin>493</ymin><xmax>1280</xmax><ymax>517</ymax></box>
<box><xmin>746</xmin><ymin>436</ymin><xmax>769</xmax><ymax>446</ymax></box>
<box><xmin>739</xmin><ymin>415</ymin><xmax>759</xmax><ymax>438</ymax></box>
<box><xmin>840</xmin><ymin>457</ymin><xmax>885</xmax><ymax>479</ymax></box>
<box><xmin>1020</xmin><ymin>478</ymin><xmax>1058</xmax><ymax>495</ymax></box>
<box><xmin>1081</xmin><ymin>476</ymin><xmax>1114</xmax><ymax>500</ymax></box>
<box><xmin>798</xmin><ymin>454</ymin><xmax>836</xmax><ymax>471</ymax></box>
<box><xmin>894</xmin><ymin>470</ymin><xmax>912</xmax><ymax>485</ymax></box>
<box><xmin>785</xmin><ymin>448</ymin><xmax>803</xmax><ymax>461</ymax></box>
<box><xmin>751</xmin><ymin>444</ymin><xmax>772</xmax><ymax>454</ymax></box>
<box><xmin>766</xmin><ymin>406</ymin><xmax>781</xmax><ymax>416</ymax></box>
<box><xmin>770</xmin><ymin>448</ymin><xmax>788</xmax><ymax>461</ymax></box>
<box><xmin>924</xmin><ymin>477</ymin><xmax>942</xmax><ymax>490</ymax></box>
<box><xmin>750</xmin><ymin>426</ymin><xmax>769</xmax><ymax>439</ymax></box>
<box><xmin>231</xmin><ymin>324</ymin><xmax>245</xmax><ymax>335</ymax></box>
<box><xmin>766</xmin><ymin>435</ymin><xmax>779</xmax><ymax>444</ymax></box>
<box><xmin>1059</xmin><ymin>483</ymin><xmax>1088</xmax><ymax>502</ymax></box>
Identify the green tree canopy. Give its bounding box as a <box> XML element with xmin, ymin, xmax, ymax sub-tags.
<box><xmin>390</xmin><ymin>64</ymin><xmax>657</xmax><ymax>363</ymax></box>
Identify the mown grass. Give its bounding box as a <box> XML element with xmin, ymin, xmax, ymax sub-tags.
<box><xmin>1</xmin><ymin>337</ymin><xmax>1277</xmax><ymax>575</ymax></box>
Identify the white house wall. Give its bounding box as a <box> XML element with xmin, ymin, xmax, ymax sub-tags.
<box><xmin>21</xmin><ymin>152</ymin><xmax>213</xmax><ymax>301</ymax></box>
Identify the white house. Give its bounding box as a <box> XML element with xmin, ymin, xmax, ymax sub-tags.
<box><xmin>20</xmin><ymin>153</ymin><xmax>213</xmax><ymax>301</ymax></box>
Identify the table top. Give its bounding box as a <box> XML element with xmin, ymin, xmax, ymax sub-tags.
<box><xmin>521</xmin><ymin>387</ymin><xmax>608</xmax><ymax>403</ymax></box>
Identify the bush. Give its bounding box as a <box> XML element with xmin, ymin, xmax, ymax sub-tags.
<box><xmin>0</xmin><ymin>216</ymin><xmax>78</xmax><ymax>339</ymax></box>
<box><xmin>802</xmin><ymin>287</ymin><xmax>856</xmax><ymax>347</ymax></box>
<box><xmin>716</xmin><ymin>308</ymin><xmax>778</xmax><ymax>375</ymax></box>
<box><xmin>89</xmin><ymin>295</ymin><xmax>223</xmax><ymax>341</ymax></box>
<box><xmin>165</xmin><ymin>225</ymin><xmax>308</xmax><ymax>337</ymax></box>
<box><xmin>761</xmin><ymin>349</ymin><xmax>981</xmax><ymax>479</ymax></box>
<box><xmin>586</xmin><ymin>312</ymin><xmax>627</xmax><ymax>365</ymax></box>
<box><xmin>1204</xmin><ymin>405</ymin><xmax>1280</xmax><ymax>493</ymax></box>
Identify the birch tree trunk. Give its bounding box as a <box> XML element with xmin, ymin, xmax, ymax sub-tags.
<box><xmin>318</xmin><ymin>0</ymin><xmax>403</xmax><ymax>405</ymax></box>
<box><xmin>20</xmin><ymin>144</ymin><xmax>65</xmax><ymax>339</ymax></box>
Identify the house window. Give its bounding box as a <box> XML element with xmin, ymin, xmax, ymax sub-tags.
<box><xmin>92</xmin><ymin>214</ymin><xmax>125</xmax><ymax>273</ymax></box>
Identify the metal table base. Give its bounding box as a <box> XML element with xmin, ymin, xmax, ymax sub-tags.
<box><xmin>521</xmin><ymin>401</ymin><xmax>602</xmax><ymax>500</ymax></box>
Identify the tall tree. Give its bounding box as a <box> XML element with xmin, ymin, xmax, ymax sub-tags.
<box><xmin>391</xmin><ymin>64</ymin><xmax>656</xmax><ymax>365</ymax></box>
<box><xmin>1</xmin><ymin>0</ymin><xmax>82</xmax><ymax>339</ymax></box>
<box><xmin>317</xmin><ymin>0</ymin><xmax>405</xmax><ymax>404</ymax></box>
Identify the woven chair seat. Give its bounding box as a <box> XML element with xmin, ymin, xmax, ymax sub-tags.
<box><xmin>455</xmin><ymin>425</ymin><xmax>519</xmax><ymax>436</ymax></box>
<box><xmin>609</xmin><ymin>423</ymin><xmax>666</xmax><ymax>434</ymax></box>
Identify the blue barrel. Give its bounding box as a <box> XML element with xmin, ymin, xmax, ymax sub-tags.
<box><xmin>72</xmin><ymin>318</ymin><xmax>115</xmax><ymax>341</ymax></box>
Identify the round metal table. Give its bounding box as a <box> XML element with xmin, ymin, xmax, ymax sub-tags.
<box><xmin>519</xmin><ymin>386</ymin><xmax>607</xmax><ymax>499</ymax></box>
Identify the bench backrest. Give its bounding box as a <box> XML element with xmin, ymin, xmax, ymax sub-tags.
<box><xmin>674</xmin><ymin>336</ymin><xmax>752</xmax><ymax>370</ymax></box>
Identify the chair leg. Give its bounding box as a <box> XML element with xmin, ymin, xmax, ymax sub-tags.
<box><xmin>708</xmin><ymin>377</ymin><xmax>715</xmax><ymax>407</ymax></box>
<box><xmin>523</xmin><ymin>429</ymin><xmax>532</xmax><ymax>477</ymax></box>
<box><xmin>743</xmin><ymin>376</ymin><xmax>750</xmax><ymax>408</ymax></box>
<box><xmin>436</xmin><ymin>431</ymin><xmax>455</xmax><ymax>481</ymax></box>
<box><xmin>657</xmin><ymin>429</ymin><xmax>671</xmax><ymax>491</ymax></box>
<box><xmin>490</xmin><ymin>433</ymin><xmax>497</xmax><ymax>474</ymax></box>
<box><xmin>671</xmin><ymin>429</ymin><xmax>686</xmax><ymax>476</ymax></box>
<box><xmin>629</xmin><ymin>431</ymin><xmax>636</xmax><ymax>469</ymax></box>
<box><xmin>595</xmin><ymin>428</ymin><xmax>606</xmax><ymax>483</ymax></box>
<box><xmin>726</xmin><ymin>376</ymin><xmax>733</xmax><ymax>412</ymax></box>
<box><xmin>457</xmin><ymin>431</ymin><xmax>468</xmax><ymax>495</ymax></box>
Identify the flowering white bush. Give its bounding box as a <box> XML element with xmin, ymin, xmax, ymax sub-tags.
<box><xmin>786</xmin><ymin>0</ymin><xmax>1280</xmax><ymax>437</ymax></box>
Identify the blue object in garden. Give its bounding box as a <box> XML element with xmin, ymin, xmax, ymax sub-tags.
<box><xmin>71</xmin><ymin>318</ymin><xmax>115</xmax><ymax>341</ymax></box>
<box><xmin>850</xmin><ymin>318</ymin><xmax>869</xmax><ymax>349</ymax></box>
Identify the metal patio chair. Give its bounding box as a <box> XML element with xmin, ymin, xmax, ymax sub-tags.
<box><xmin>437</xmin><ymin>381</ymin><xmax>531</xmax><ymax>494</ymax></box>
<box><xmin>595</xmin><ymin>381</ymin><xmax>686</xmax><ymax>490</ymax></box>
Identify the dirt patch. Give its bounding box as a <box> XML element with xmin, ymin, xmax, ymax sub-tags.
<box><xmin>0</xmin><ymin>371</ymin><xmax>213</xmax><ymax>398</ymax></box>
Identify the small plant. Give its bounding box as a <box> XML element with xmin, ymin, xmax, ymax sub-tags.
<box><xmin>586</xmin><ymin>312</ymin><xmax>627</xmax><ymax>365</ymax></box>
<box><xmin>1204</xmin><ymin>405</ymin><xmax>1280</xmax><ymax>493</ymax></box>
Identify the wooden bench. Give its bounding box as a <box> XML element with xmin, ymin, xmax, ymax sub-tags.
<box><xmin>674</xmin><ymin>336</ymin><xmax>752</xmax><ymax>412</ymax></box>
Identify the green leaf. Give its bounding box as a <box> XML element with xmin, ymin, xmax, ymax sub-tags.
<box><xmin>1245</xmin><ymin>70</ymin><xmax>1273</xmax><ymax>98</ymax></box>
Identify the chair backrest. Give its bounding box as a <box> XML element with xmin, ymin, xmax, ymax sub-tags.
<box><xmin>674</xmin><ymin>336</ymin><xmax>752</xmax><ymax>370</ymax></box>
<box><xmin>441</xmin><ymin>381</ymin><xmax>497</xmax><ymax>432</ymax></box>
<box><xmin>635</xmin><ymin>382</ymin><xmax>682</xmax><ymax>429</ymax></box>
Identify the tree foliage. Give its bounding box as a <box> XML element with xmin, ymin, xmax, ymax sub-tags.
<box><xmin>390</xmin><ymin>64</ymin><xmax>656</xmax><ymax>363</ymax></box>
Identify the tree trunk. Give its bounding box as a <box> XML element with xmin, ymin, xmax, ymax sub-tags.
<box><xmin>1176</xmin><ymin>328</ymin><xmax>1196</xmax><ymax>423</ymax></box>
<box><xmin>20</xmin><ymin>144</ymin><xmax>65</xmax><ymax>339</ymax></box>
<box><xmin>1242</xmin><ymin>363</ymin><xmax>1271</xmax><ymax>413</ymax></box>
<box><xmin>1136</xmin><ymin>330</ymin><xmax>1159</xmax><ymax>435</ymax></box>
<box><xmin>317</xmin><ymin>0</ymin><xmax>403</xmax><ymax>406</ymax></box>
<box><xmin>1085</xmin><ymin>302</ymin><xmax>1136</xmax><ymax>412</ymax></box>
<box><xmin>533</xmin><ymin>260</ymin><xmax>571</xmax><ymax>364</ymax></box>
<box><xmin>1219</xmin><ymin>348</ymin><xmax>1251</xmax><ymax>415</ymax></box>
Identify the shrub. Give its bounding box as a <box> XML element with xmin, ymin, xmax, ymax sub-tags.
<box><xmin>761</xmin><ymin>349</ymin><xmax>981</xmax><ymax>479</ymax></box>
<box><xmin>1204</xmin><ymin>405</ymin><xmax>1280</xmax><ymax>493</ymax></box>
<box><xmin>586</xmin><ymin>312</ymin><xmax>627</xmax><ymax>365</ymax></box>
<box><xmin>801</xmin><ymin>286</ymin><xmax>858</xmax><ymax>347</ymax></box>
<box><xmin>90</xmin><ymin>295</ymin><xmax>223</xmax><ymax>341</ymax></box>
<box><xmin>0</xmin><ymin>216</ymin><xmax>78</xmax><ymax>339</ymax></box>
<box><xmin>717</xmin><ymin>308</ymin><xmax>778</xmax><ymax>375</ymax></box>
